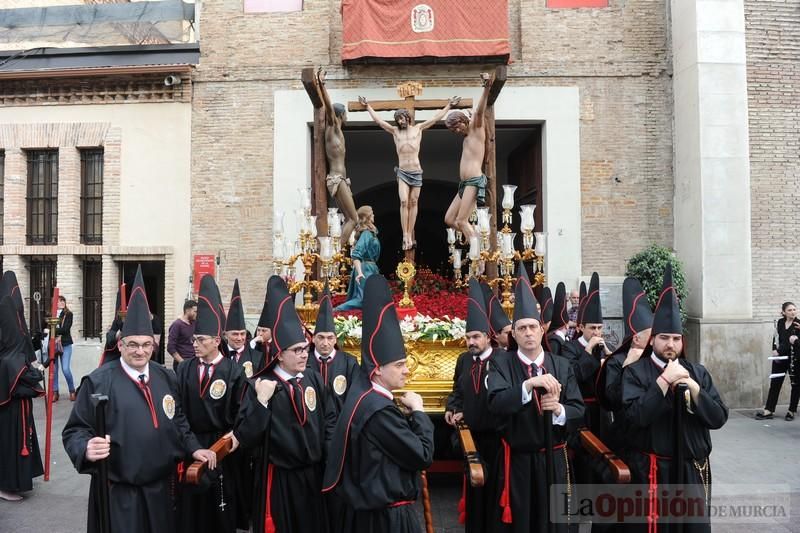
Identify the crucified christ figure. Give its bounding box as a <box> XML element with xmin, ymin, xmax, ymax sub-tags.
<box><xmin>359</xmin><ymin>95</ymin><xmax>461</xmax><ymax>251</ymax></box>
<box><xmin>444</xmin><ymin>72</ymin><xmax>492</xmax><ymax>242</ymax></box>
<box><xmin>317</xmin><ymin>68</ymin><xmax>358</xmax><ymax>247</ymax></box>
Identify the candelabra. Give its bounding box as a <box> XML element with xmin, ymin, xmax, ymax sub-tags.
<box><xmin>271</xmin><ymin>189</ymin><xmax>351</xmax><ymax>322</ymax></box>
<box><xmin>447</xmin><ymin>184</ymin><xmax>547</xmax><ymax>316</ymax></box>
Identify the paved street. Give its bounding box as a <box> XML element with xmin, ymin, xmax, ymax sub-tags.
<box><xmin>2</xmin><ymin>344</ymin><xmax>799</xmax><ymax>532</ymax></box>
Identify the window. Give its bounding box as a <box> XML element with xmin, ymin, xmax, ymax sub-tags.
<box><xmin>26</xmin><ymin>150</ymin><xmax>58</xmax><ymax>245</ymax></box>
<box><xmin>80</xmin><ymin>149</ymin><xmax>103</xmax><ymax>244</ymax></box>
<box><xmin>29</xmin><ymin>257</ymin><xmax>57</xmax><ymax>332</ymax></box>
<box><xmin>0</xmin><ymin>150</ymin><xmax>4</xmax><ymax>245</ymax></box>
<box><xmin>82</xmin><ymin>257</ymin><xmax>102</xmax><ymax>338</ymax></box>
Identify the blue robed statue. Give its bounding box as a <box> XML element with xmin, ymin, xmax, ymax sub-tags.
<box><xmin>335</xmin><ymin>205</ymin><xmax>381</xmax><ymax>311</ymax></box>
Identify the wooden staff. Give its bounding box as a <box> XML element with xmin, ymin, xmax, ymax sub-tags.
<box><xmin>455</xmin><ymin>420</ymin><xmax>485</xmax><ymax>487</ymax></box>
<box><xmin>44</xmin><ymin>287</ymin><xmax>59</xmax><ymax>481</ymax></box>
<box><xmin>90</xmin><ymin>394</ymin><xmax>111</xmax><ymax>533</ymax></box>
<box><xmin>185</xmin><ymin>434</ymin><xmax>234</xmax><ymax>485</ymax></box>
<box><xmin>420</xmin><ymin>470</ymin><xmax>434</xmax><ymax>533</ymax></box>
<box><xmin>578</xmin><ymin>429</ymin><xmax>631</xmax><ymax>483</ymax></box>
<box><xmin>673</xmin><ymin>383</ymin><xmax>689</xmax><ymax>533</ymax></box>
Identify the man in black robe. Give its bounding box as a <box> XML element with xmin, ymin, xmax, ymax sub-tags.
<box><xmin>596</xmin><ymin>277</ymin><xmax>653</xmax><ymax>458</ymax></box>
<box><xmin>98</xmin><ymin>288</ymin><xmax>124</xmax><ymax>367</ymax></box>
<box><xmin>622</xmin><ymin>265</ymin><xmax>728</xmax><ymax>533</ymax></box>
<box><xmin>546</xmin><ymin>282</ymin><xmax>570</xmax><ymax>356</ymax></box>
<box><xmin>323</xmin><ymin>275</ymin><xmax>435</xmax><ymax>533</ymax></box>
<box><xmin>225</xmin><ymin>278</ymin><xmax>265</xmax><ymax>379</ymax></box>
<box><xmin>484</xmin><ymin>283</ymin><xmax>513</xmax><ymax>350</ymax></box>
<box><xmin>176</xmin><ymin>274</ymin><xmax>246</xmax><ymax>533</ymax></box>
<box><xmin>487</xmin><ymin>264</ymin><xmax>584</xmax><ymax>533</ymax></box>
<box><xmin>445</xmin><ymin>278</ymin><xmax>503</xmax><ymax>532</ymax></box>
<box><xmin>308</xmin><ymin>284</ymin><xmax>362</xmax><ymax>415</ymax></box>
<box><xmin>234</xmin><ymin>275</ymin><xmax>332</xmax><ymax>533</ymax></box>
<box><xmin>63</xmin><ymin>265</ymin><xmax>216</xmax><ymax>533</ymax></box>
<box><xmin>248</xmin><ymin>284</ymin><xmax>273</xmax><ymax>364</ymax></box>
<box><xmin>307</xmin><ymin>284</ymin><xmax>363</xmax><ymax>531</ymax></box>
<box><xmin>0</xmin><ymin>270</ymin><xmax>45</xmax><ymax>502</ymax></box>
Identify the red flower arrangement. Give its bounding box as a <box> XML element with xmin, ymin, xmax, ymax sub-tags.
<box><xmin>331</xmin><ymin>268</ymin><xmax>467</xmax><ymax>319</ymax></box>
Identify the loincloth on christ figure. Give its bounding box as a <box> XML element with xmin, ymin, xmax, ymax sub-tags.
<box><xmin>395</xmin><ymin>167</ymin><xmax>423</xmax><ymax>188</ymax></box>
<box><xmin>326</xmin><ymin>174</ymin><xmax>352</xmax><ymax>197</ymax></box>
<box><xmin>458</xmin><ymin>174</ymin><xmax>487</xmax><ymax>206</ymax></box>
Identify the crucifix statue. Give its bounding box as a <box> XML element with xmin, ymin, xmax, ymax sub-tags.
<box><xmin>351</xmin><ymin>84</ymin><xmax>471</xmax><ymax>256</ymax></box>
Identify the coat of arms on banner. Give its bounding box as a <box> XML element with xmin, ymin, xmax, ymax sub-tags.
<box><xmin>411</xmin><ymin>4</ymin><xmax>434</xmax><ymax>33</ymax></box>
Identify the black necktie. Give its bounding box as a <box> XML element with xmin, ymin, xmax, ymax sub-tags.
<box><xmin>288</xmin><ymin>376</ymin><xmax>307</xmax><ymax>425</ymax></box>
<box><xmin>470</xmin><ymin>356</ymin><xmax>483</xmax><ymax>394</ymax></box>
<box><xmin>319</xmin><ymin>356</ymin><xmax>330</xmax><ymax>386</ymax></box>
<box><xmin>200</xmin><ymin>362</ymin><xmax>212</xmax><ymax>395</ymax></box>
<box><xmin>138</xmin><ymin>374</ymin><xmax>147</xmax><ymax>387</ymax></box>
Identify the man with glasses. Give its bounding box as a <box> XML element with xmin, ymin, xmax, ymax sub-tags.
<box><xmin>176</xmin><ymin>274</ymin><xmax>246</xmax><ymax>533</ymax></box>
<box><xmin>63</xmin><ymin>266</ymin><xmax>216</xmax><ymax>533</ymax></box>
<box><xmin>234</xmin><ymin>276</ymin><xmax>333</xmax><ymax>533</ymax></box>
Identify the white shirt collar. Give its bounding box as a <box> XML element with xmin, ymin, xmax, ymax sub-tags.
<box><xmin>371</xmin><ymin>381</ymin><xmax>393</xmax><ymax>399</ymax></box>
<box><xmin>274</xmin><ymin>365</ymin><xmax>303</xmax><ymax>381</ymax></box>
<box><xmin>479</xmin><ymin>347</ymin><xmax>493</xmax><ymax>361</ymax></box>
<box><xmin>555</xmin><ymin>329</ymin><xmax>567</xmax><ymax>340</ymax></box>
<box><xmin>121</xmin><ymin>358</ymin><xmax>149</xmax><ymax>382</ymax></box>
<box><xmin>315</xmin><ymin>349</ymin><xmax>336</xmax><ymax>362</ymax></box>
<box><xmin>517</xmin><ymin>349</ymin><xmax>545</xmax><ymax>368</ymax></box>
<box><xmin>650</xmin><ymin>353</ymin><xmax>667</xmax><ymax>369</ymax></box>
<box><xmin>199</xmin><ymin>353</ymin><xmax>224</xmax><ymax>366</ymax></box>
<box><xmin>227</xmin><ymin>344</ymin><xmax>244</xmax><ymax>354</ymax></box>
<box><xmin>578</xmin><ymin>336</ymin><xmax>589</xmax><ymax>347</ymax></box>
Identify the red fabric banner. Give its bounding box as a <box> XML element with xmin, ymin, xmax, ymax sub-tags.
<box><xmin>341</xmin><ymin>0</ymin><xmax>510</xmax><ymax>63</ymax></box>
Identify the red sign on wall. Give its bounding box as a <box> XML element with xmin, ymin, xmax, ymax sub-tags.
<box><xmin>193</xmin><ymin>254</ymin><xmax>216</xmax><ymax>294</ymax></box>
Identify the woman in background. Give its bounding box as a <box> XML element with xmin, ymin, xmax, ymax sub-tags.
<box><xmin>52</xmin><ymin>295</ymin><xmax>75</xmax><ymax>402</ymax></box>
<box><xmin>756</xmin><ymin>302</ymin><xmax>800</xmax><ymax>421</ymax></box>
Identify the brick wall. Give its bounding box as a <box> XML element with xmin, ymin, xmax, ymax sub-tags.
<box><xmin>192</xmin><ymin>0</ymin><xmax>675</xmax><ymax>311</ymax></box>
<box><xmin>745</xmin><ymin>0</ymin><xmax>800</xmax><ymax>320</ymax></box>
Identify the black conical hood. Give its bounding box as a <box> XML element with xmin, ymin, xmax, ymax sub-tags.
<box><xmin>225</xmin><ymin>279</ymin><xmax>246</xmax><ymax>331</ymax></box>
<box><xmin>361</xmin><ymin>275</ymin><xmax>406</xmax><ymax>378</ymax></box>
<box><xmin>481</xmin><ymin>282</ymin><xmax>510</xmax><ymax>336</ymax></box>
<box><xmin>623</xmin><ymin>277</ymin><xmax>654</xmax><ymax>338</ymax></box>
<box><xmin>196</xmin><ymin>274</ymin><xmax>226</xmax><ymax>337</ymax></box>
<box><xmin>1</xmin><ymin>271</ymin><xmax>29</xmax><ymax>336</ymax></box>
<box><xmin>314</xmin><ymin>283</ymin><xmax>335</xmax><ymax>334</ymax></box>
<box><xmin>513</xmin><ymin>269</ymin><xmax>540</xmax><ymax>324</ymax></box>
<box><xmin>120</xmin><ymin>266</ymin><xmax>153</xmax><ymax>338</ymax></box>
<box><xmin>652</xmin><ymin>264</ymin><xmax>682</xmax><ymax>335</ymax></box>
<box><xmin>550</xmin><ymin>282</ymin><xmax>569</xmax><ymax>331</ymax></box>
<box><xmin>515</xmin><ymin>261</ymin><xmax>530</xmax><ymax>284</ymax></box>
<box><xmin>0</xmin><ymin>295</ymin><xmax>39</xmax><ymax>404</ymax></box>
<box><xmin>466</xmin><ymin>278</ymin><xmax>491</xmax><ymax>334</ymax></box>
<box><xmin>266</xmin><ymin>276</ymin><xmax>306</xmax><ymax>358</ymax></box>
<box><xmin>257</xmin><ymin>279</ymin><xmax>270</xmax><ymax>328</ymax></box>
<box><xmin>579</xmin><ymin>272</ymin><xmax>603</xmax><ymax>325</ymax></box>
<box><xmin>539</xmin><ymin>286</ymin><xmax>553</xmax><ymax>324</ymax></box>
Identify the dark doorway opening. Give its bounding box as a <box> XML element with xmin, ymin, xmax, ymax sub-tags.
<box><xmin>82</xmin><ymin>257</ymin><xmax>102</xmax><ymax>339</ymax></box>
<box><xmin>325</xmin><ymin>123</ymin><xmax>543</xmax><ymax>276</ymax></box>
<box><xmin>28</xmin><ymin>256</ymin><xmax>57</xmax><ymax>334</ymax></box>
<box><xmin>119</xmin><ymin>261</ymin><xmax>166</xmax><ymax>364</ymax></box>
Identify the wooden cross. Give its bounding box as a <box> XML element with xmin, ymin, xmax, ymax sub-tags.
<box><xmin>300</xmin><ymin>66</ymin><xmax>507</xmax><ymax>264</ymax></box>
<box><xmin>346</xmin><ymin>81</ymin><xmax>473</xmax><ymax>122</ymax></box>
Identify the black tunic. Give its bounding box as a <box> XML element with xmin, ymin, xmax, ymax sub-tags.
<box><xmin>0</xmin><ymin>354</ymin><xmax>44</xmax><ymax>492</ymax></box>
<box><xmin>176</xmin><ymin>356</ymin><xmax>246</xmax><ymax>533</ymax></box>
<box><xmin>445</xmin><ymin>349</ymin><xmax>503</xmax><ymax>533</ymax></box>
<box><xmin>226</xmin><ymin>343</ymin><xmax>265</xmax><ymax>379</ymax></box>
<box><xmin>62</xmin><ymin>360</ymin><xmax>202</xmax><ymax>533</ymax></box>
<box><xmin>622</xmin><ymin>356</ymin><xmax>728</xmax><ymax>533</ymax></box>
<box><xmin>234</xmin><ymin>367</ymin><xmax>333</xmax><ymax>533</ymax></box>
<box><xmin>323</xmin><ymin>385</ymin><xmax>435</xmax><ymax>533</ymax></box>
<box><xmin>307</xmin><ymin>349</ymin><xmax>364</xmax><ymax>416</ymax></box>
<box><xmin>487</xmin><ymin>350</ymin><xmax>585</xmax><ymax>533</ymax></box>
<box><xmin>98</xmin><ymin>318</ymin><xmax>122</xmax><ymax>367</ymax></box>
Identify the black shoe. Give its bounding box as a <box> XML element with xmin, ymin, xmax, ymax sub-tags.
<box><xmin>755</xmin><ymin>411</ymin><xmax>773</xmax><ymax>420</ymax></box>
<box><xmin>786</xmin><ymin>412</ymin><xmax>795</xmax><ymax>421</ymax></box>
